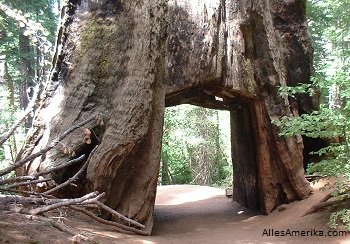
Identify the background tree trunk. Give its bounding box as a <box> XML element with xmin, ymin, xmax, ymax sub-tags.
<box><xmin>18</xmin><ymin>0</ymin><xmax>315</xmax><ymax>234</ymax></box>
<box><xmin>161</xmin><ymin>150</ymin><xmax>173</xmax><ymax>185</ymax></box>
<box><xmin>18</xmin><ymin>31</ymin><xmax>35</xmax><ymax>131</ymax></box>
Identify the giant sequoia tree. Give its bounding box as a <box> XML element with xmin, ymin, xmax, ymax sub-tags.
<box><xmin>17</xmin><ymin>0</ymin><xmax>316</xmax><ymax>234</ymax></box>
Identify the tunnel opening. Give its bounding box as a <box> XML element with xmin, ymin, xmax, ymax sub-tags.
<box><xmin>154</xmin><ymin>96</ymin><xmax>262</xmax><ymax>233</ymax></box>
<box><xmin>157</xmin><ymin>85</ymin><xmax>263</xmax><ymax>228</ymax></box>
<box><xmin>159</xmin><ymin>104</ymin><xmax>232</xmax><ymax>188</ymax></box>
<box><xmin>162</xmin><ymin>85</ymin><xmax>262</xmax><ymax>213</ymax></box>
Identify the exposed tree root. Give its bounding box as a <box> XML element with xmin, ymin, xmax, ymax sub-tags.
<box><xmin>302</xmin><ymin>192</ymin><xmax>348</xmax><ymax>216</ymax></box>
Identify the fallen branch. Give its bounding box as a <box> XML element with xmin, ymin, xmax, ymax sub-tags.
<box><xmin>92</xmin><ymin>201</ymin><xmax>145</xmax><ymax>229</ymax></box>
<box><xmin>23</xmin><ymin>191</ymin><xmax>99</xmax><ymax>215</ymax></box>
<box><xmin>0</xmin><ymin>121</ymin><xmax>152</xmax><ymax>237</ymax></box>
<box><xmin>0</xmin><ymin>176</ymin><xmax>36</xmax><ymax>185</ymax></box>
<box><xmin>42</xmin><ymin>157</ymin><xmax>89</xmax><ymax>195</ymax></box>
<box><xmin>0</xmin><ymin>114</ymin><xmax>97</xmax><ymax>177</ymax></box>
<box><xmin>80</xmin><ymin>192</ymin><xmax>106</xmax><ymax>204</ymax></box>
<box><xmin>5</xmin><ymin>177</ymin><xmax>52</xmax><ymax>189</ymax></box>
<box><xmin>0</xmin><ymin>146</ymin><xmax>55</xmax><ymax>177</ymax></box>
<box><xmin>0</xmin><ymin>175</ymin><xmax>147</xmax><ymax>236</ymax></box>
<box><xmin>69</xmin><ymin>205</ymin><xmax>149</xmax><ymax>236</ymax></box>
<box><xmin>37</xmin><ymin>154</ymin><xmax>86</xmax><ymax>177</ymax></box>
<box><xmin>302</xmin><ymin>192</ymin><xmax>347</xmax><ymax>216</ymax></box>
<box><xmin>0</xmin><ymin>155</ymin><xmax>85</xmax><ymax>186</ymax></box>
<box><xmin>1</xmin><ymin>189</ymin><xmax>147</xmax><ymax>234</ymax></box>
<box><xmin>0</xmin><ymin>192</ymin><xmax>102</xmax><ymax>208</ymax></box>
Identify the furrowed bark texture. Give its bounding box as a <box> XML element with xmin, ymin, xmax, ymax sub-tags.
<box><xmin>18</xmin><ymin>0</ymin><xmax>314</xmax><ymax>234</ymax></box>
<box><xmin>18</xmin><ymin>0</ymin><xmax>167</xmax><ymax>234</ymax></box>
<box><xmin>164</xmin><ymin>0</ymin><xmax>313</xmax><ymax>213</ymax></box>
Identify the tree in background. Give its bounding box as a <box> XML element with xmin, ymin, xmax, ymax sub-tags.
<box><xmin>0</xmin><ymin>0</ymin><xmax>57</xmax><ymax>167</ymax></box>
<box><xmin>161</xmin><ymin>105</ymin><xmax>232</xmax><ymax>187</ymax></box>
<box><xmin>307</xmin><ymin>0</ymin><xmax>350</xmax><ymax>107</ymax></box>
<box><xmin>275</xmin><ymin>0</ymin><xmax>350</xmax><ymax>230</ymax></box>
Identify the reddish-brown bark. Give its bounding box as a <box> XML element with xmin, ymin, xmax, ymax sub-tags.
<box><xmin>18</xmin><ymin>0</ymin><xmax>314</xmax><ymax>234</ymax></box>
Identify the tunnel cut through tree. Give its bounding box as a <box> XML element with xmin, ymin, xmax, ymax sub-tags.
<box><xmin>18</xmin><ymin>0</ymin><xmax>316</xmax><ymax>234</ymax></box>
<box><xmin>160</xmin><ymin>104</ymin><xmax>232</xmax><ymax>186</ymax></box>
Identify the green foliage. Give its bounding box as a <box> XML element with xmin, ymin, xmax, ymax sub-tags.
<box><xmin>161</xmin><ymin>105</ymin><xmax>232</xmax><ymax>187</ymax></box>
<box><xmin>278</xmin><ymin>83</ymin><xmax>316</xmax><ymax>99</ymax></box>
<box><xmin>0</xmin><ymin>0</ymin><xmax>58</xmax><ymax>85</ymax></box>
<box><xmin>275</xmin><ymin>77</ymin><xmax>350</xmax><ymax>230</ymax></box>
<box><xmin>0</xmin><ymin>1</ymin><xmax>58</xmax><ymax>169</ymax></box>
<box><xmin>307</xmin><ymin>0</ymin><xmax>350</xmax><ymax>69</ymax></box>
<box><xmin>329</xmin><ymin>209</ymin><xmax>350</xmax><ymax>231</ymax></box>
<box><xmin>274</xmin><ymin>1</ymin><xmax>350</xmax><ymax>229</ymax></box>
<box><xmin>162</xmin><ymin>106</ymin><xmax>191</xmax><ymax>184</ymax></box>
<box><xmin>274</xmin><ymin>106</ymin><xmax>347</xmax><ymax>138</ymax></box>
<box><xmin>0</xmin><ymin>147</ymin><xmax>5</xmax><ymax>163</ymax></box>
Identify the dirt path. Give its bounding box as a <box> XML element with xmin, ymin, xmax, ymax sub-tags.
<box><xmin>151</xmin><ymin>183</ymin><xmax>349</xmax><ymax>244</ymax></box>
<box><xmin>0</xmin><ymin>181</ymin><xmax>349</xmax><ymax>243</ymax></box>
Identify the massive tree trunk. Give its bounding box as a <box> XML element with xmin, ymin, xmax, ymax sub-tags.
<box><xmin>18</xmin><ymin>0</ymin><xmax>167</xmax><ymax>234</ymax></box>
<box><xmin>18</xmin><ymin>0</ymin><xmax>315</xmax><ymax>234</ymax></box>
<box><xmin>165</xmin><ymin>0</ymin><xmax>314</xmax><ymax>213</ymax></box>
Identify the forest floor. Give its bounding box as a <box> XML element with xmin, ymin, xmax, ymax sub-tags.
<box><xmin>0</xmin><ymin>180</ymin><xmax>349</xmax><ymax>244</ymax></box>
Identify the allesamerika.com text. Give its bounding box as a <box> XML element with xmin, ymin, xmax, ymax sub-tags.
<box><xmin>262</xmin><ymin>228</ymin><xmax>347</xmax><ymax>237</ymax></box>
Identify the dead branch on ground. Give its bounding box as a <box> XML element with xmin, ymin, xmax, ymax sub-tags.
<box><xmin>0</xmin><ymin>154</ymin><xmax>86</xmax><ymax>186</ymax></box>
<box><xmin>22</xmin><ymin>191</ymin><xmax>100</xmax><ymax>215</ymax></box>
<box><xmin>0</xmin><ymin>114</ymin><xmax>147</xmax><ymax>237</ymax></box>
<box><xmin>5</xmin><ymin>177</ymin><xmax>52</xmax><ymax>189</ymax></box>
<box><xmin>42</xmin><ymin>158</ymin><xmax>89</xmax><ymax>195</ymax></box>
<box><xmin>87</xmin><ymin>200</ymin><xmax>145</xmax><ymax>229</ymax></box>
<box><xmin>69</xmin><ymin>205</ymin><xmax>149</xmax><ymax>236</ymax></box>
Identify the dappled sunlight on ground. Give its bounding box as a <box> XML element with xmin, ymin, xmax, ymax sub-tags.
<box><xmin>311</xmin><ymin>178</ymin><xmax>333</xmax><ymax>191</ymax></box>
<box><xmin>139</xmin><ymin>240</ymin><xmax>156</xmax><ymax>244</ymax></box>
